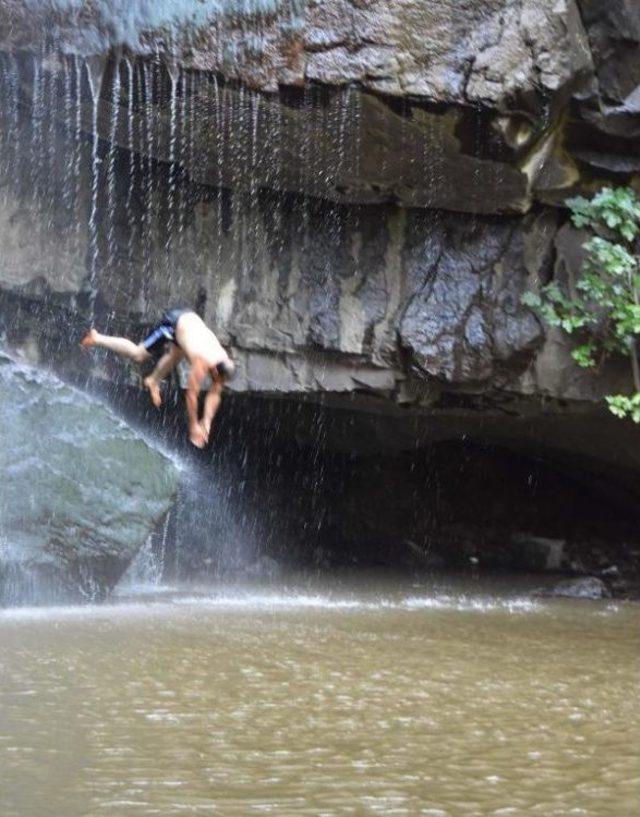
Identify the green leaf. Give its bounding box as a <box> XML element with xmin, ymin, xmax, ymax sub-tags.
<box><xmin>572</xmin><ymin>344</ymin><xmax>597</xmax><ymax>368</ymax></box>
<box><xmin>570</xmin><ymin>187</ymin><xmax>640</xmax><ymax>243</ymax></box>
<box><xmin>606</xmin><ymin>393</ymin><xmax>640</xmax><ymax>422</ymax></box>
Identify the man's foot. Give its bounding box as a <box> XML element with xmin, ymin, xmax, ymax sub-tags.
<box><xmin>143</xmin><ymin>376</ymin><xmax>162</xmax><ymax>408</ymax></box>
<box><xmin>79</xmin><ymin>328</ymin><xmax>98</xmax><ymax>349</ymax></box>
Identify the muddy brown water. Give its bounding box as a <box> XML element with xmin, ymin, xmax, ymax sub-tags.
<box><xmin>1</xmin><ymin>576</ymin><xmax>638</xmax><ymax>816</ymax></box>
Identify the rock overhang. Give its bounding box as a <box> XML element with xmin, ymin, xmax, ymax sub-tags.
<box><xmin>0</xmin><ymin>0</ymin><xmax>624</xmax><ymax>215</ymax></box>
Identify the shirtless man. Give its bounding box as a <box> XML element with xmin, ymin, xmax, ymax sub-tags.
<box><xmin>81</xmin><ymin>308</ymin><xmax>235</xmax><ymax>448</ymax></box>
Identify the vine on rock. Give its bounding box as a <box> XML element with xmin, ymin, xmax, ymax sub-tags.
<box><xmin>523</xmin><ymin>186</ymin><xmax>640</xmax><ymax>421</ymax></box>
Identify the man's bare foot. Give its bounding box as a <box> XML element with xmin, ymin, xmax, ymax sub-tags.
<box><xmin>189</xmin><ymin>423</ymin><xmax>207</xmax><ymax>449</ymax></box>
<box><xmin>79</xmin><ymin>328</ymin><xmax>98</xmax><ymax>349</ymax></box>
<box><xmin>143</xmin><ymin>376</ymin><xmax>162</xmax><ymax>408</ymax></box>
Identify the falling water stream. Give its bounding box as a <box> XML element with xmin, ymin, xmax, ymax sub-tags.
<box><xmin>86</xmin><ymin>60</ymin><xmax>104</xmax><ymax>318</ymax></box>
<box><xmin>0</xmin><ymin>50</ymin><xmax>395</xmax><ymax>322</ymax></box>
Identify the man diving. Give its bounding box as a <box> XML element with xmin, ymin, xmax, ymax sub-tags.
<box><xmin>81</xmin><ymin>308</ymin><xmax>235</xmax><ymax>448</ymax></box>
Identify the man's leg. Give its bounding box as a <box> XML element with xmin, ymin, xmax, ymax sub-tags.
<box><xmin>143</xmin><ymin>344</ymin><xmax>184</xmax><ymax>407</ymax></box>
<box><xmin>81</xmin><ymin>328</ymin><xmax>150</xmax><ymax>364</ymax></box>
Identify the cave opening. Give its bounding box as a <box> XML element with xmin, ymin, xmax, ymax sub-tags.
<box><xmin>106</xmin><ymin>385</ymin><xmax>640</xmax><ymax>594</ymax></box>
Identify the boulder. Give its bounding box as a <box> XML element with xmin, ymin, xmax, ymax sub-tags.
<box><xmin>0</xmin><ymin>353</ymin><xmax>179</xmax><ymax>604</ymax></box>
<box><xmin>546</xmin><ymin>576</ymin><xmax>611</xmax><ymax>599</ymax></box>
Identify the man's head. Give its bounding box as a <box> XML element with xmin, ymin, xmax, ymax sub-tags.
<box><xmin>212</xmin><ymin>358</ymin><xmax>235</xmax><ymax>383</ymax></box>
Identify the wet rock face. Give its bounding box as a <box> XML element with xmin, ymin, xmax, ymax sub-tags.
<box><xmin>0</xmin><ymin>0</ymin><xmax>611</xmax><ymax>215</ymax></box>
<box><xmin>0</xmin><ymin>354</ymin><xmax>179</xmax><ymax>603</ymax></box>
<box><xmin>398</xmin><ymin>212</ymin><xmax>546</xmax><ymax>385</ymax></box>
<box><xmin>0</xmin><ymin>148</ymin><xmax>550</xmax><ymax>398</ymax></box>
<box><xmin>0</xmin><ymin>95</ymin><xmax>630</xmax><ymax>418</ymax></box>
<box><xmin>0</xmin><ymin>0</ymin><xmax>637</xmax><ymax>213</ymax></box>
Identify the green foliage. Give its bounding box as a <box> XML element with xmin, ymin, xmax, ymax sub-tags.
<box><xmin>572</xmin><ymin>343</ymin><xmax>597</xmax><ymax>369</ymax></box>
<box><xmin>523</xmin><ymin>186</ymin><xmax>640</xmax><ymax>422</ymax></box>
<box><xmin>606</xmin><ymin>393</ymin><xmax>640</xmax><ymax>423</ymax></box>
<box><xmin>568</xmin><ymin>186</ymin><xmax>640</xmax><ymax>242</ymax></box>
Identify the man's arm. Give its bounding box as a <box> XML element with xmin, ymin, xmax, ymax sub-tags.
<box><xmin>202</xmin><ymin>378</ymin><xmax>224</xmax><ymax>442</ymax></box>
<box><xmin>185</xmin><ymin>361</ymin><xmax>207</xmax><ymax>448</ymax></box>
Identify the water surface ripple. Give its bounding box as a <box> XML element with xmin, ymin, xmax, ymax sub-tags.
<box><xmin>1</xmin><ymin>580</ymin><xmax>637</xmax><ymax>816</ymax></box>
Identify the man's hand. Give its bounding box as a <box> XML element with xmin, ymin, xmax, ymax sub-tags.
<box><xmin>189</xmin><ymin>422</ymin><xmax>207</xmax><ymax>449</ymax></box>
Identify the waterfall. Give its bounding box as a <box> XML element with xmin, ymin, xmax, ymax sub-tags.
<box><xmin>72</xmin><ymin>55</ymin><xmax>83</xmax><ymax>233</ymax></box>
<box><xmin>0</xmin><ymin>53</ymin><xmax>19</xmax><ymax>195</ymax></box>
<box><xmin>141</xmin><ymin>60</ymin><xmax>155</xmax><ymax>306</ymax></box>
<box><xmin>30</xmin><ymin>55</ymin><xmax>44</xmax><ymax>206</ymax></box>
<box><xmin>213</xmin><ymin>74</ymin><xmax>225</xmax><ymax>271</ymax></box>
<box><xmin>0</xmin><ymin>47</ymin><xmax>369</xmax><ymax>291</ymax></box>
<box><xmin>124</xmin><ymin>57</ymin><xmax>137</xmax><ymax>265</ymax></box>
<box><xmin>177</xmin><ymin>68</ymin><xmax>190</xmax><ymax>242</ymax></box>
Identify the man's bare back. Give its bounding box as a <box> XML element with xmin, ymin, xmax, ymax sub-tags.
<box><xmin>174</xmin><ymin>311</ymin><xmax>229</xmax><ymax>370</ymax></box>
